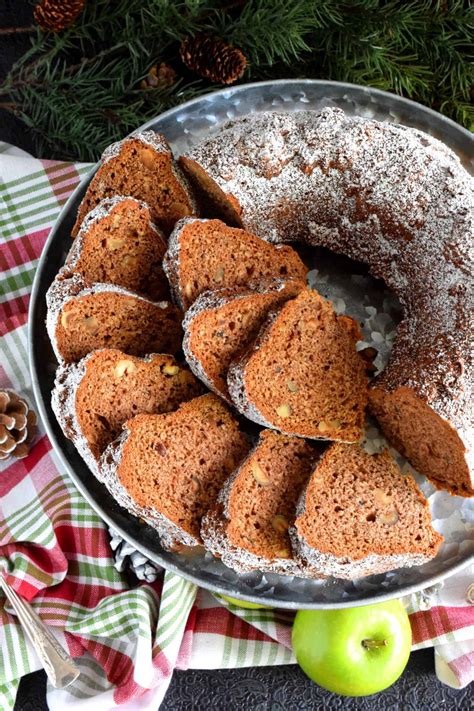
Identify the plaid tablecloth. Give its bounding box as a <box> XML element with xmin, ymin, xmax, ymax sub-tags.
<box><xmin>0</xmin><ymin>143</ymin><xmax>473</xmax><ymax>710</ymax></box>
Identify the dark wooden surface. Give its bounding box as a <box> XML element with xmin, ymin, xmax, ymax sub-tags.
<box><xmin>1</xmin><ymin>3</ymin><xmax>470</xmax><ymax>708</ymax></box>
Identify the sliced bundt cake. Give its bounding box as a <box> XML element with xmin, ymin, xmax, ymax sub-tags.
<box><xmin>181</xmin><ymin>108</ymin><xmax>474</xmax><ymax>499</ymax></box>
<box><xmin>99</xmin><ymin>394</ymin><xmax>250</xmax><ymax>550</ymax></box>
<box><xmin>227</xmin><ymin>288</ymin><xmax>368</xmax><ymax>442</ymax></box>
<box><xmin>67</xmin><ymin>196</ymin><xmax>170</xmax><ymax>301</ymax></box>
<box><xmin>163</xmin><ymin>218</ymin><xmax>308</xmax><ymax>310</ymax></box>
<box><xmin>71</xmin><ymin>131</ymin><xmax>196</xmax><ymax>237</ymax></box>
<box><xmin>291</xmin><ymin>442</ymin><xmax>443</xmax><ymax>579</ymax></box>
<box><xmin>201</xmin><ymin>430</ymin><xmax>318</xmax><ymax>576</ymax></box>
<box><xmin>183</xmin><ymin>280</ymin><xmax>304</xmax><ymax>401</ymax></box>
<box><xmin>52</xmin><ymin>349</ymin><xmax>203</xmax><ymax>472</ymax></box>
<box><xmin>46</xmin><ymin>272</ymin><xmax>182</xmax><ymax>363</ymax></box>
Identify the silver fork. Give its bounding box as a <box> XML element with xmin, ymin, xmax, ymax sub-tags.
<box><xmin>0</xmin><ymin>574</ymin><xmax>80</xmax><ymax>688</ymax></box>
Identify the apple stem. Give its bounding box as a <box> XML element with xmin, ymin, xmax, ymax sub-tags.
<box><xmin>362</xmin><ymin>639</ymin><xmax>388</xmax><ymax>649</ymax></box>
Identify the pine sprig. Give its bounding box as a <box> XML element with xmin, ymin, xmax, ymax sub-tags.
<box><xmin>220</xmin><ymin>0</ymin><xmax>320</xmax><ymax>66</ymax></box>
<box><xmin>1</xmin><ymin>0</ymin><xmax>472</xmax><ymax>160</ymax></box>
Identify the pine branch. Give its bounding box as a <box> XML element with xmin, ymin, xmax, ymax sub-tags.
<box><xmin>0</xmin><ymin>0</ymin><xmax>471</xmax><ymax>161</ymax></box>
<box><xmin>0</xmin><ymin>25</ymin><xmax>36</xmax><ymax>35</ymax></box>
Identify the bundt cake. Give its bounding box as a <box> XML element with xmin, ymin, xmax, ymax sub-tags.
<box><xmin>52</xmin><ymin>349</ymin><xmax>203</xmax><ymax>472</ymax></box>
<box><xmin>67</xmin><ymin>196</ymin><xmax>170</xmax><ymax>301</ymax></box>
<box><xmin>180</xmin><ymin>108</ymin><xmax>474</xmax><ymax>496</ymax></box>
<box><xmin>44</xmin><ymin>104</ymin><xmax>471</xmax><ymax>585</ymax></box>
<box><xmin>99</xmin><ymin>394</ymin><xmax>250</xmax><ymax>550</ymax></box>
<box><xmin>46</xmin><ymin>271</ymin><xmax>182</xmax><ymax>363</ymax></box>
<box><xmin>227</xmin><ymin>288</ymin><xmax>367</xmax><ymax>441</ymax></box>
<box><xmin>163</xmin><ymin>217</ymin><xmax>308</xmax><ymax>310</ymax></box>
<box><xmin>72</xmin><ymin>130</ymin><xmax>196</xmax><ymax>237</ymax></box>
<box><xmin>201</xmin><ymin>430</ymin><xmax>317</xmax><ymax>576</ymax></box>
<box><xmin>182</xmin><ymin>279</ymin><xmax>304</xmax><ymax>401</ymax></box>
<box><xmin>291</xmin><ymin>442</ymin><xmax>443</xmax><ymax>578</ymax></box>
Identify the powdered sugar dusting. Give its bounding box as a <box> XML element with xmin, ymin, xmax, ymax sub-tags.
<box><xmin>290</xmin><ymin>530</ymin><xmax>431</xmax><ymax>579</ymax></box>
<box><xmin>186</xmin><ymin>107</ymin><xmax>473</xmax><ymax>473</ymax></box>
<box><xmin>52</xmin><ymin>354</ymin><xmax>101</xmax><ymax>477</ymax></box>
<box><xmin>101</xmin><ymin>130</ymin><xmax>170</xmax><ymax>165</ymax></box>
<box><xmin>202</xmin><ymin>509</ymin><xmax>308</xmax><ymax>577</ymax></box>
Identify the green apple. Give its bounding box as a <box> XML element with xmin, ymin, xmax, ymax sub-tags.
<box><xmin>292</xmin><ymin>599</ymin><xmax>412</xmax><ymax>696</ymax></box>
<box><xmin>218</xmin><ymin>594</ymin><xmax>271</xmax><ymax>609</ymax></box>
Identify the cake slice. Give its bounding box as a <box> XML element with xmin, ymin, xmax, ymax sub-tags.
<box><xmin>179</xmin><ymin>155</ymin><xmax>243</xmax><ymax>228</ymax></box>
<box><xmin>52</xmin><ymin>349</ymin><xmax>203</xmax><ymax>472</ymax></box>
<box><xmin>163</xmin><ymin>218</ymin><xmax>308</xmax><ymax>310</ymax></box>
<box><xmin>183</xmin><ymin>280</ymin><xmax>304</xmax><ymax>401</ymax></box>
<box><xmin>99</xmin><ymin>394</ymin><xmax>250</xmax><ymax>550</ymax></box>
<box><xmin>201</xmin><ymin>430</ymin><xmax>318</xmax><ymax>576</ymax></box>
<box><xmin>71</xmin><ymin>131</ymin><xmax>196</xmax><ymax>237</ymax></box>
<box><xmin>291</xmin><ymin>442</ymin><xmax>443</xmax><ymax>579</ymax></box>
<box><xmin>67</xmin><ymin>196</ymin><xmax>170</xmax><ymax>301</ymax></box>
<box><xmin>46</xmin><ymin>271</ymin><xmax>182</xmax><ymax>363</ymax></box>
<box><xmin>227</xmin><ymin>288</ymin><xmax>368</xmax><ymax>442</ymax></box>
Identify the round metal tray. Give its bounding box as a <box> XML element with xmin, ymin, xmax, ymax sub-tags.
<box><xmin>29</xmin><ymin>80</ymin><xmax>474</xmax><ymax>608</ymax></box>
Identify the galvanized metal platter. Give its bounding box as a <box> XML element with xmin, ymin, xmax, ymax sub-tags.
<box><xmin>29</xmin><ymin>80</ymin><xmax>474</xmax><ymax>608</ymax></box>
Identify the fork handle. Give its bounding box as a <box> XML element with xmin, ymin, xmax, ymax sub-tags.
<box><xmin>0</xmin><ymin>575</ymin><xmax>80</xmax><ymax>688</ymax></box>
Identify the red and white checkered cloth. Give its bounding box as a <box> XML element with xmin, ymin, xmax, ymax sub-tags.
<box><xmin>0</xmin><ymin>143</ymin><xmax>472</xmax><ymax>709</ymax></box>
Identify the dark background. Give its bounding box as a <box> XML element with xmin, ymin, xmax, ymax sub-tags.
<box><xmin>1</xmin><ymin>2</ymin><xmax>471</xmax><ymax>709</ymax></box>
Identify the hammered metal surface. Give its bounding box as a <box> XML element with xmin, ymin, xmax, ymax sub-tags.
<box><xmin>14</xmin><ymin>652</ymin><xmax>472</xmax><ymax>711</ymax></box>
<box><xmin>29</xmin><ymin>80</ymin><xmax>474</xmax><ymax>609</ymax></box>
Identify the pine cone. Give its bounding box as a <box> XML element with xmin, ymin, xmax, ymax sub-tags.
<box><xmin>180</xmin><ymin>35</ymin><xmax>247</xmax><ymax>85</ymax></box>
<box><xmin>109</xmin><ymin>527</ymin><xmax>161</xmax><ymax>583</ymax></box>
<box><xmin>140</xmin><ymin>63</ymin><xmax>178</xmax><ymax>91</ymax></box>
<box><xmin>0</xmin><ymin>390</ymin><xmax>37</xmax><ymax>461</ymax></box>
<box><xmin>34</xmin><ymin>0</ymin><xmax>85</xmax><ymax>33</ymax></box>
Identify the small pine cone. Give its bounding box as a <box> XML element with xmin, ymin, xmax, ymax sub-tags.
<box><xmin>140</xmin><ymin>63</ymin><xmax>178</xmax><ymax>91</ymax></box>
<box><xmin>180</xmin><ymin>35</ymin><xmax>247</xmax><ymax>85</ymax></box>
<box><xmin>0</xmin><ymin>390</ymin><xmax>37</xmax><ymax>461</ymax></box>
<box><xmin>34</xmin><ymin>0</ymin><xmax>85</xmax><ymax>33</ymax></box>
